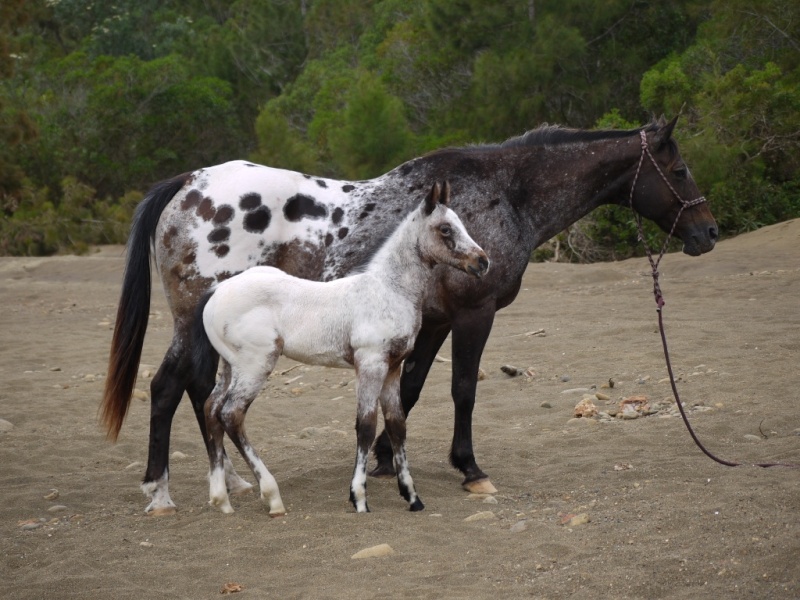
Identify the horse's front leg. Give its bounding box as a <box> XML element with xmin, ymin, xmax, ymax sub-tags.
<box><xmin>449</xmin><ymin>304</ymin><xmax>498</xmax><ymax>494</ymax></box>
<box><xmin>380</xmin><ymin>368</ymin><xmax>424</xmax><ymax>511</ymax></box>
<box><xmin>370</xmin><ymin>320</ymin><xmax>451</xmax><ymax>478</ymax></box>
<box><xmin>351</xmin><ymin>355</ymin><xmax>387</xmax><ymax>513</ymax></box>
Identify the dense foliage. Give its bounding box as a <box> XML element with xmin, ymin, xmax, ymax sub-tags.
<box><xmin>1</xmin><ymin>0</ymin><xmax>797</xmax><ymax>257</ymax></box>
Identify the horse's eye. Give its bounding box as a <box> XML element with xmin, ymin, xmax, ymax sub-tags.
<box><xmin>439</xmin><ymin>225</ymin><xmax>452</xmax><ymax>236</ymax></box>
<box><xmin>674</xmin><ymin>166</ymin><xmax>688</xmax><ymax>179</ymax></box>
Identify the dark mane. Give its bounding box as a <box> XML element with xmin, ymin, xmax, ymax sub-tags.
<box><xmin>497</xmin><ymin>122</ymin><xmax>657</xmax><ymax>149</ymax></box>
<box><xmin>425</xmin><ymin>120</ymin><xmax>676</xmax><ymax>160</ymax></box>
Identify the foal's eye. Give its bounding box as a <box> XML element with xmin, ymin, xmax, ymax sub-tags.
<box><xmin>439</xmin><ymin>224</ymin><xmax>452</xmax><ymax>236</ymax></box>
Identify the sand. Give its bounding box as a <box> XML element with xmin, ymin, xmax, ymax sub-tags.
<box><xmin>1</xmin><ymin>219</ymin><xmax>799</xmax><ymax>599</ymax></box>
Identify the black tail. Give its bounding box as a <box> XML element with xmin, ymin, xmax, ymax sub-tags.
<box><xmin>100</xmin><ymin>173</ymin><xmax>192</xmax><ymax>441</ymax></box>
<box><xmin>192</xmin><ymin>290</ymin><xmax>219</xmax><ymax>383</ymax></box>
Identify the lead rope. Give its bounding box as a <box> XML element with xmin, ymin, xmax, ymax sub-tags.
<box><xmin>630</xmin><ymin>130</ymin><xmax>796</xmax><ymax>469</ymax></box>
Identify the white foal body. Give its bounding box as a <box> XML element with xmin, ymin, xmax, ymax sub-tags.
<box><xmin>198</xmin><ymin>181</ymin><xmax>489</xmax><ymax>514</ymax></box>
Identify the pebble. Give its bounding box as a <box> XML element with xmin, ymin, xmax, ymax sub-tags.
<box><xmin>133</xmin><ymin>389</ymin><xmax>149</xmax><ymax>401</ymax></box>
<box><xmin>21</xmin><ymin>522</ymin><xmax>43</xmax><ymax>531</ymax></box>
<box><xmin>594</xmin><ymin>392</ymin><xmax>611</xmax><ymax>402</ymax></box>
<box><xmin>743</xmin><ymin>434</ymin><xmax>763</xmax><ymax>442</ymax></box>
<box><xmin>464</xmin><ymin>511</ymin><xmax>496</xmax><ymax>522</ymax></box>
<box><xmin>48</xmin><ymin>505</ymin><xmax>68</xmax><ymax>513</ymax></box>
<box><xmin>560</xmin><ymin>375</ymin><xmax>571</xmax><ymax>382</ymax></box>
<box><xmin>562</xmin><ymin>513</ymin><xmax>590</xmax><ymax>527</ymax></box>
<box><xmin>43</xmin><ymin>489</ymin><xmax>59</xmax><ymax>500</ymax></box>
<box><xmin>0</xmin><ymin>418</ymin><xmax>13</xmax><ymax>432</ymax></box>
<box><xmin>83</xmin><ymin>374</ymin><xmax>96</xmax><ymax>382</ymax></box>
<box><xmin>351</xmin><ymin>543</ymin><xmax>394</xmax><ymax>559</ymax></box>
<box><xmin>49</xmin><ymin>366</ymin><xmax>62</xmax><ymax>372</ymax></box>
<box><xmin>171</xmin><ymin>451</ymin><xmax>187</xmax><ymax>459</ymax></box>
<box><xmin>140</xmin><ymin>541</ymin><xmax>154</xmax><ymax>548</ymax></box>
<box><xmin>540</xmin><ymin>401</ymin><xmax>552</xmax><ymax>409</ymax></box>
<box><xmin>509</xmin><ymin>520</ymin><xmax>528</xmax><ymax>533</ymax></box>
<box><xmin>125</xmin><ymin>461</ymin><xmax>143</xmax><ymax>470</ymax></box>
<box><xmin>501</xmin><ymin>365</ymin><xmax>524</xmax><ymax>377</ymax></box>
<box><xmin>561</xmin><ymin>388</ymin><xmax>590</xmax><ymax>394</ymax></box>
<box><xmin>299</xmin><ymin>427</ymin><xmax>321</xmax><ymax>439</ymax></box>
<box><xmin>482</xmin><ymin>496</ymin><xmax>498</xmax><ymax>505</ymax></box>
<box><xmin>477</xmin><ymin>368</ymin><xmax>487</xmax><ymax>381</ymax></box>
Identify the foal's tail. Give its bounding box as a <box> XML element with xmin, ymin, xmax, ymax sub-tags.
<box><xmin>191</xmin><ymin>291</ymin><xmax>219</xmax><ymax>385</ymax></box>
<box><xmin>100</xmin><ymin>173</ymin><xmax>191</xmax><ymax>441</ymax></box>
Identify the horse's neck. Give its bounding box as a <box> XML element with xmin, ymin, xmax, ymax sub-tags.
<box><xmin>520</xmin><ymin>134</ymin><xmax>641</xmax><ymax>241</ymax></box>
<box><xmin>365</xmin><ymin>215</ymin><xmax>430</xmax><ymax>304</ymax></box>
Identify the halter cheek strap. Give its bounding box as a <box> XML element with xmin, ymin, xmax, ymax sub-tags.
<box><xmin>628</xmin><ymin>129</ymin><xmax>707</xmax><ymax>308</ymax></box>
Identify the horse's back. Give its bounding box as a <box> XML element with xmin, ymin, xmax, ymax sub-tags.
<box><xmin>151</xmin><ymin>160</ymin><xmax>375</xmax><ymax>320</ymax></box>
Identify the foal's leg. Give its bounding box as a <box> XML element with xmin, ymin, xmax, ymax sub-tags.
<box><xmin>205</xmin><ymin>362</ymin><xmax>235</xmax><ymax>513</ymax></box>
<box><xmin>449</xmin><ymin>305</ymin><xmax>497</xmax><ymax>494</ymax></box>
<box><xmin>186</xmin><ymin>357</ymin><xmax>253</xmax><ymax>497</ymax></box>
<box><xmin>351</xmin><ymin>354</ymin><xmax>387</xmax><ymax>513</ymax></box>
<box><xmin>370</xmin><ymin>320</ymin><xmax>451</xmax><ymax>478</ymax></box>
<box><xmin>219</xmin><ymin>353</ymin><xmax>286</xmax><ymax>517</ymax></box>
<box><xmin>380</xmin><ymin>368</ymin><xmax>424</xmax><ymax>511</ymax></box>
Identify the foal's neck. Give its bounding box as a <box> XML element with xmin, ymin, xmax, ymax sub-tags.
<box><xmin>366</xmin><ymin>213</ymin><xmax>431</xmax><ymax>304</ymax></box>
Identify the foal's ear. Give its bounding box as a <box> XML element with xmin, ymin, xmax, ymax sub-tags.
<box><xmin>653</xmin><ymin>115</ymin><xmax>678</xmax><ymax>149</ymax></box>
<box><xmin>424</xmin><ymin>181</ymin><xmax>442</xmax><ymax>215</ymax></box>
<box><xmin>440</xmin><ymin>180</ymin><xmax>451</xmax><ymax>207</ymax></box>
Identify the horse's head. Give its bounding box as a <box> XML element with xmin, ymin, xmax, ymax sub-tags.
<box><xmin>629</xmin><ymin>116</ymin><xmax>718</xmax><ymax>256</ymax></box>
<box><xmin>419</xmin><ymin>181</ymin><xmax>490</xmax><ymax>278</ymax></box>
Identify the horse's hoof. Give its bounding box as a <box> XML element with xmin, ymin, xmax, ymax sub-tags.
<box><xmin>268</xmin><ymin>510</ymin><xmax>287</xmax><ymax>518</ymax></box>
<box><xmin>368</xmin><ymin>464</ymin><xmax>396</xmax><ymax>479</ymax></box>
<box><xmin>146</xmin><ymin>506</ymin><xmax>177</xmax><ymax>517</ymax></box>
<box><xmin>409</xmin><ymin>498</ymin><xmax>425</xmax><ymax>512</ymax></box>
<box><xmin>462</xmin><ymin>479</ymin><xmax>497</xmax><ymax>494</ymax></box>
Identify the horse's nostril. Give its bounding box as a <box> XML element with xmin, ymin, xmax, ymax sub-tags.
<box><xmin>709</xmin><ymin>226</ymin><xmax>719</xmax><ymax>241</ymax></box>
<box><xmin>478</xmin><ymin>256</ymin><xmax>489</xmax><ymax>271</ymax></box>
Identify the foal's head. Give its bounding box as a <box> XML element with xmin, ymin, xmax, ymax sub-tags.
<box><xmin>418</xmin><ymin>181</ymin><xmax>489</xmax><ymax>278</ymax></box>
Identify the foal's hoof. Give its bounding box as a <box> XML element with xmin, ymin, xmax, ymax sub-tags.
<box><xmin>409</xmin><ymin>498</ymin><xmax>425</xmax><ymax>512</ymax></box>
<box><xmin>146</xmin><ymin>506</ymin><xmax>177</xmax><ymax>517</ymax></box>
<box><xmin>368</xmin><ymin>464</ymin><xmax>397</xmax><ymax>479</ymax></box>
<box><xmin>228</xmin><ymin>481</ymin><xmax>254</xmax><ymax>496</ymax></box>
<box><xmin>462</xmin><ymin>478</ymin><xmax>497</xmax><ymax>494</ymax></box>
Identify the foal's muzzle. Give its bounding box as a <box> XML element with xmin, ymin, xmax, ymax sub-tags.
<box><xmin>468</xmin><ymin>254</ymin><xmax>490</xmax><ymax>278</ymax></box>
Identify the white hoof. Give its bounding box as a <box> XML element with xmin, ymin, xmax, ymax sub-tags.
<box><xmin>209</xmin><ymin>497</ymin><xmax>234</xmax><ymax>514</ymax></box>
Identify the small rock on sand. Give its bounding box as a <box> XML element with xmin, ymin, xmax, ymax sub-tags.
<box><xmin>464</xmin><ymin>511</ymin><xmax>496</xmax><ymax>522</ymax></box>
<box><xmin>171</xmin><ymin>451</ymin><xmax>187</xmax><ymax>459</ymax></box>
<box><xmin>0</xmin><ymin>418</ymin><xmax>13</xmax><ymax>432</ymax></box>
<box><xmin>48</xmin><ymin>505</ymin><xmax>68</xmax><ymax>513</ymax></box>
<box><xmin>509</xmin><ymin>520</ymin><xmax>528</xmax><ymax>533</ymax></box>
<box><xmin>351</xmin><ymin>544</ymin><xmax>394</xmax><ymax>559</ymax></box>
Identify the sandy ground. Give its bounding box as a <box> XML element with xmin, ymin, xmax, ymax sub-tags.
<box><xmin>1</xmin><ymin>219</ymin><xmax>799</xmax><ymax>599</ymax></box>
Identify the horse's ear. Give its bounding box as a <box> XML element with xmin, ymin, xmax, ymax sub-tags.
<box><xmin>440</xmin><ymin>180</ymin><xmax>451</xmax><ymax>207</ymax></box>
<box><xmin>424</xmin><ymin>181</ymin><xmax>442</xmax><ymax>215</ymax></box>
<box><xmin>653</xmin><ymin>115</ymin><xmax>678</xmax><ymax>148</ymax></box>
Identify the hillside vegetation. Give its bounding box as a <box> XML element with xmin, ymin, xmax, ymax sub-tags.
<box><xmin>1</xmin><ymin>0</ymin><xmax>797</xmax><ymax>257</ymax></box>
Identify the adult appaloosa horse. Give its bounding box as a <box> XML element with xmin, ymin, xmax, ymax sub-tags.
<box><xmin>101</xmin><ymin>116</ymin><xmax>718</xmax><ymax>515</ymax></box>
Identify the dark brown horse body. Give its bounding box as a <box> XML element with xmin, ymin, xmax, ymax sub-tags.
<box><xmin>102</xmin><ymin>117</ymin><xmax>717</xmax><ymax>514</ymax></box>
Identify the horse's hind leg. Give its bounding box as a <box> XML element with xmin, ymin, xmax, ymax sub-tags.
<box><xmin>380</xmin><ymin>368</ymin><xmax>423</xmax><ymax>512</ymax></box>
<box><xmin>370</xmin><ymin>320</ymin><xmax>451</xmax><ymax>478</ymax></box>
<box><xmin>141</xmin><ymin>341</ymin><xmax>189</xmax><ymax>515</ymax></box>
